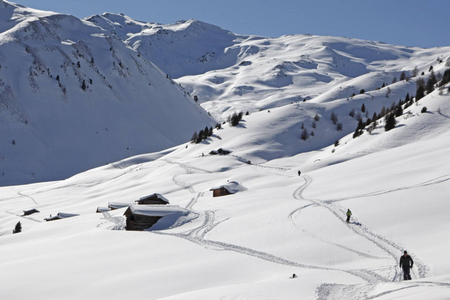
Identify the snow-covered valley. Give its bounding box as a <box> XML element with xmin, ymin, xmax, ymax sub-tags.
<box><xmin>1</xmin><ymin>1</ymin><xmax>450</xmax><ymax>299</ymax></box>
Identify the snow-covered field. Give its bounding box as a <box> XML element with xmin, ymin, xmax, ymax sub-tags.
<box><xmin>1</xmin><ymin>88</ymin><xmax>449</xmax><ymax>299</ymax></box>
<box><xmin>1</xmin><ymin>1</ymin><xmax>450</xmax><ymax>299</ymax></box>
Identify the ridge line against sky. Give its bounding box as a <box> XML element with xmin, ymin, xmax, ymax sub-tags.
<box><xmin>12</xmin><ymin>0</ymin><xmax>450</xmax><ymax>48</ymax></box>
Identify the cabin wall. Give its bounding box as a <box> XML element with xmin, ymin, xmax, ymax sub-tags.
<box><xmin>125</xmin><ymin>214</ymin><xmax>162</xmax><ymax>231</ymax></box>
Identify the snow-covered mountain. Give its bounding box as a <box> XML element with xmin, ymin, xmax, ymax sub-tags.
<box><xmin>0</xmin><ymin>1</ymin><xmax>215</xmax><ymax>186</ymax></box>
<box><xmin>1</xmin><ymin>3</ymin><xmax>450</xmax><ymax>300</ymax></box>
<box><xmin>86</xmin><ymin>14</ymin><xmax>450</xmax><ymax>120</ymax></box>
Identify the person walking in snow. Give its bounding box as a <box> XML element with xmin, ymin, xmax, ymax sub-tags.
<box><xmin>399</xmin><ymin>250</ymin><xmax>414</xmax><ymax>280</ymax></box>
<box><xmin>346</xmin><ymin>209</ymin><xmax>352</xmax><ymax>223</ymax></box>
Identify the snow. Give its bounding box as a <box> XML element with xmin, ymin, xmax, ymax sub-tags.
<box><xmin>0</xmin><ymin>2</ymin><xmax>450</xmax><ymax>300</ymax></box>
<box><xmin>0</xmin><ymin>1</ymin><xmax>215</xmax><ymax>186</ymax></box>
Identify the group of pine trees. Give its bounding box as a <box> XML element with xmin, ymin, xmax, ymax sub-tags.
<box><xmin>227</xmin><ymin>112</ymin><xmax>244</xmax><ymax>127</ymax></box>
<box><xmin>191</xmin><ymin>126</ymin><xmax>214</xmax><ymax>144</ymax></box>
<box><xmin>300</xmin><ymin>114</ymin><xmax>320</xmax><ymax>141</ymax></box>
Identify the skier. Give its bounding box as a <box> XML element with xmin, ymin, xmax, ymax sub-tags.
<box><xmin>346</xmin><ymin>209</ymin><xmax>352</xmax><ymax>223</ymax></box>
<box><xmin>399</xmin><ymin>250</ymin><xmax>414</xmax><ymax>280</ymax></box>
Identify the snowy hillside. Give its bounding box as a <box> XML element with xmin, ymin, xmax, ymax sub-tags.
<box><xmin>0</xmin><ymin>83</ymin><xmax>449</xmax><ymax>299</ymax></box>
<box><xmin>87</xmin><ymin>14</ymin><xmax>450</xmax><ymax>121</ymax></box>
<box><xmin>1</xmin><ymin>2</ymin><xmax>450</xmax><ymax>299</ymax></box>
<box><xmin>0</xmin><ymin>1</ymin><xmax>215</xmax><ymax>186</ymax></box>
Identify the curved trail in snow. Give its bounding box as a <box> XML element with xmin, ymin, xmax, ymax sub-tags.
<box><xmin>288</xmin><ymin>175</ymin><xmax>450</xmax><ymax>299</ymax></box>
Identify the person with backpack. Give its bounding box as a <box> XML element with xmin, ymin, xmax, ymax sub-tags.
<box><xmin>346</xmin><ymin>209</ymin><xmax>352</xmax><ymax>223</ymax></box>
<box><xmin>399</xmin><ymin>250</ymin><xmax>414</xmax><ymax>280</ymax></box>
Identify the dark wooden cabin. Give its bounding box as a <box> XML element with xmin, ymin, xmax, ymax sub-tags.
<box><xmin>135</xmin><ymin>193</ymin><xmax>169</xmax><ymax>205</ymax></box>
<box><xmin>23</xmin><ymin>208</ymin><xmax>40</xmax><ymax>216</ymax></box>
<box><xmin>124</xmin><ymin>207</ymin><xmax>162</xmax><ymax>231</ymax></box>
<box><xmin>211</xmin><ymin>187</ymin><xmax>233</xmax><ymax>197</ymax></box>
<box><xmin>123</xmin><ymin>205</ymin><xmax>188</xmax><ymax>231</ymax></box>
<box><xmin>210</xmin><ymin>181</ymin><xmax>245</xmax><ymax>198</ymax></box>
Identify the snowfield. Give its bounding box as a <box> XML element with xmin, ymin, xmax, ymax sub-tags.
<box><xmin>1</xmin><ymin>1</ymin><xmax>450</xmax><ymax>299</ymax></box>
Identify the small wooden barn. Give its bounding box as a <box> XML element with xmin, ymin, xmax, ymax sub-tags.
<box><xmin>44</xmin><ymin>212</ymin><xmax>79</xmax><ymax>222</ymax></box>
<box><xmin>210</xmin><ymin>181</ymin><xmax>246</xmax><ymax>197</ymax></box>
<box><xmin>135</xmin><ymin>193</ymin><xmax>169</xmax><ymax>205</ymax></box>
<box><xmin>124</xmin><ymin>205</ymin><xmax>188</xmax><ymax>231</ymax></box>
<box><xmin>23</xmin><ymin>208</ymin><xmax>40</xmax><ymax>216</ymax></box>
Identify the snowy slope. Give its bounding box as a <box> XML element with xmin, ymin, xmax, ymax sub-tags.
<box><xmin>0</xmin><ymin>1</ymin><xmax>215</xmax><ymax>186</ymax></box>
<box><xmin>0</xmin><ymin>3</ymin><xmax>450</xmax><ymax>299</ymax></box>
<box><xmin>87</xmin><ymin>14</ymin><xmax>450</xmax><ymax>121</ymax></box>
<box><xmin>0</xmin><ymin>83</ymin><xmax>449</xmax><ymax>299</ymax></box>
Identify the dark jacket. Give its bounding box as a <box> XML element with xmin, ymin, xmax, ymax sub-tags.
<box><xmin>399</xmin><ymin>255</ymin><xmax>413</xmax><ymax>268</ymax></box>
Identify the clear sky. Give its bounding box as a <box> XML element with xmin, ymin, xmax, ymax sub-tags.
<box><xmin>15</xmin><ymin>0</ymin><xmax>449</xmax><ymax>48</ymax></box>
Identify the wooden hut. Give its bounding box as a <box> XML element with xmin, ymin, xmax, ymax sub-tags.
<box><xmin>135</xmin><ymin>193</ymin><xmax>169</xmax><ymax>205</ymax></box>
<box><xmin>124</xmin><ymin>205</ymin><xmax>188</xmax><ymax>231</ymax></box>
<box><xmin>23</xmin><ymin>208</ymin><xmax>40</xmax><ymax>216</ymax></box>
<box><xmin>210</xmin><ymin>181</ymin><xmax>246</xmax><ymax>197</ymax></box>
<box><xmin>44</xmin><ymin>212</ymin><xmax>79</xmax><ymax>222</ymax></box>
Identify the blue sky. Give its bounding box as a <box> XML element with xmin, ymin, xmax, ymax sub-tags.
<box><xmin>16</xmin><ymin>0</ymin><xmax>449</xmax><ymax>48</ymax></box>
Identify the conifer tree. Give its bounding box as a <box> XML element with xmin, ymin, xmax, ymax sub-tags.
<box><xmin>191</xmin><ymin>132</ymin><xmax>198</xmax><ymax>143</ymax></box>
<box><xmin>400</xmin><ymin>71</ymin><xmax>406</xmax><ymax>81</ymax></box>
<box><xmin>361</xmin><ymin>104</ymin><xmax>366</xmax><ymax>113</ymax></box>
<box><xmin>196</xmin><ymin>130</ymin><xmax>204</xmax><ymax>143</ymax></box>
<box><xmin>13</xmin><ymin>221</ymin><xmax>21</xmax><ymax>234</ymax></box>
<box><xmin>300</xmin><ymin>128</ymin><xmax>309</xmax><ymax>140</ymax></box>
<box><xmin>384</xmin><ymin>113</ymin><xmax>396</xmax><ymax>131</ymax></box>
<box><xmin>426</xmin><ymin>71</ymin><xmax>437</xmax><ymax>94</ymax></box>
<box><xmin>330</xmin><ymin>112</ymin><xmax>338</xmax><ymax>125</ymax></box>
<box><xmin>415</xmin><ymin>85</ymin><xmax>425</xmax><ymax>101</ymax></box>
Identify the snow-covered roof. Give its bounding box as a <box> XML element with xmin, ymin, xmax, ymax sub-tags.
<box><xmin>128</xmin><ymin>205</ymin><xmax>188</xmax><ymax>217</ymax></box>
<box><xmin>209</xmin><ymin>181</ymin><xmax>247</xmax><ymax>193</ymax></box>
<box><xmin>138</xmin><ymin>193</ymin><xmax>169</xmax><ymax>203</ymax></box>
<box><xmin>96</xmin><ymin>207</ymin><xmax>111</xmax><ymax>212</ymax></box>
<box><xmin>44</xmin><ymin>212</ymin><xmax>79</xmax><ymax>221</ymax></box>
<box><xmin>108</xmin><ymin>202</ymin><xmax>131</xmax><ymax>209</ymax></box>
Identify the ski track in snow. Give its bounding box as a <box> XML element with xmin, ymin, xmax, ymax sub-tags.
<box><xmin>288</xmin><ymin>174</ymin><xmax>450</xmax><ymax>299</ymax></box>
<box><xmin>158</xmin><ymin>158</ymin><xmax>449</xmax><ymax>299</ymax></box>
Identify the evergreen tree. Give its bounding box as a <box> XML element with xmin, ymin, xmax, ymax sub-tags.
<box><xmin>359</xmin><ymin>89</ymin><xmax>365</xmax><ymax>94</ymax></box>
<box><xmin>349</xmin><ymin>108</ymin><xmax>355</xmax><ymax>118</ymax></box>
<box><xmin>392</xmin><ymin>77</ymin><xmax>397</xmax><ymax>84</ymax></box>
<box><xmin>314</xmin><ymin>114</ymin><xmax>320</xmax><ymax>122</ymax></box>
<box><xmin>13</xmin><ymin>221</ymin><xmax>21</xmax><ymax>234</ymax></box>
<box><xmin>361</xmin><ymin>103</ymin><xmax>366</xmax><ymax>113</ymax></box>
<box><xmin>191</xmin><ymin>132</ymin><xmax>198</xmax><ymax>143</ymax></box>
<box><xmin>405</xmin><ymin>93</ymin><xmax>410</xmax><ymax>103</ymax></box>
<box><xmin>196</xmin><ymin>130</ymin><xmax>204</xmax><ymax>143</ymax></box>
<box><xmin>300</xmin><ymin>128</ymin><xmax>309</xmax><ymax>141</ymax></box>
<box><xmin>193</xmin><ymin>95</ymin><xmax>198</xmax><ymax>102</ymax></box>
<box><xmin>395</xmin><ymin>105</ymin><xmax>403</xmax><ymax>117</ymax></box>
<box><xmin>336</xmin><ymin>123</ymin><xmax>343</xmax><ymax>131</ymax></box>
<box><xmin>330</xmin><ymin>112</ymin><xmax>338</xmax><ymax>125</ymax></box>
<box><xmin>384</xmin><ymin>113</ymin><xmax>396</xmax><ymax>131</ymax></box>
<box><xmin>209</xmin><ymin>127</ymin><xmax>214</xmax><ymax>137</ymax></box>
<box><xmin>426</xmin><ymin>71</ymin><xmax>437</xmax><ymax>94</ymax></box>
<box><xmin>415</xmin><ymin>85</ymin><xmax>425</xmax><ymax>101</ymax></box>
<box><xmin>203</xmin><ymin>127</ymin><xmax>209</xmax><ymax>139</ymax></box>
<box><xmin>81</xmin><ymin>80</ymin><xmax>87</xmax><ymax>91</ymax></box>
<box><xmin>400</xmin><ymin>71</ymin><xmax>406</xmax><ymax>81</ymax></box>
